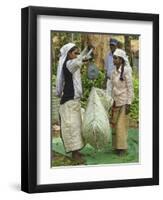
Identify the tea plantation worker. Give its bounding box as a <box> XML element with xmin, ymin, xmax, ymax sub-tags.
<box><xmin>111</xmin><ymin>48</ymin><xmax>134</xmax><ymax>156</ymax></box>
<box><xmin>104</xmin><ymin>38</ymin><xmax>118</xmax><ymax>95</ymax></box>
<box><xmin>56</xmin><ymin>43</ymin><xmax>90</xmax><ymax>162</ymax></box>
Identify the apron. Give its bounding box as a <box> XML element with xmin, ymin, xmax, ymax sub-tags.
<box><xmin>59</xmin><ymin>99</ymin><xmax>84</xmax><ymax>152</ymax></box>
<box><xmin>111</xmin><ymin>104</ymin><xmax>129</xmax><ymax>149</ymax></box>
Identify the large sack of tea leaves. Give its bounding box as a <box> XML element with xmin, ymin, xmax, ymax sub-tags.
<box><xmin>82</xmin><ymin>87</ymin><xmax>111</xmax><ymax>149</ymax></box>
<box><xmin>95</xmin><ymin>87</ymin><xmax>113</xmax><ymax>113</ymax></box>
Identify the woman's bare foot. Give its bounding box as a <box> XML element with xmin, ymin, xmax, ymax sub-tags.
<box><xmin>72</xmin><ymin>151</ymin><xmax>85</xmax><ymax>164</ymax></box>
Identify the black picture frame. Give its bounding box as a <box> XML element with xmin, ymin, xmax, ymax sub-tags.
<box><xmin>21</xmin><ymin>6</ymin><xmax>159</xmax><ymax>193</ymax></box>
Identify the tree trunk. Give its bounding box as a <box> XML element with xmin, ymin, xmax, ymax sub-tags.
<box><xmin>125</xmin><ymin>36</ymin><xmax>133</xmax><ymax>67</ymax></box>
<box><xmin>85</xmin><ymin>34</ymin><xmax>110</xmax><ymax>69</ymax></box>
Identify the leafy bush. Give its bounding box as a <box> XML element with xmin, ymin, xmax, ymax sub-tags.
<box><xmin>81</xmin><ymin>66</ymin><xmax>139</xmax><ymax>122</ymax></box>
<box><xmin>129</xmin><ymin>75</ymin><xmax>139</xmax><ymax>122</ymax></box>
<box><xmin>81</xmin><ymin>65</ymin><xmax>105</xmax><ymax>108</ymax></box>
<box><xmin>52</xmin><ymin>63</ymin><xmax>139</xmax><ymax>122</ymax></box>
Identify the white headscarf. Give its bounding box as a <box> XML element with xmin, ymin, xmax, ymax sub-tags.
<box><xmin>113</xmin><ymin>48</ymin><xmax>128</xmax><ymax>63</ymax></box>
<box><xmin>113</xmin><ymin>48</ymin><xmax>132</xmax><ymax>69</ymax></box>
<box><xmin>56</xmin><ymin>43</ymin><xmax>76</xmax><ymax>97</ymax></box>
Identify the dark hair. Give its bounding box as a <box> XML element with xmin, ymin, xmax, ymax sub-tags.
<box><xmin>64</xmin><ymin>46</ymin><xmax>78</xmax><ymax>67</ymax></box>
<box><xmin>119</xmin><ymin>58</ymin><xmax>125</xmax><ymax>81</ymax></box>
<box><xmin>68</xmin><ymin>46</ymin><xmax>78</xmax><ymax>53</ymax></box>
<box><xmin>65</xmin><ymin>46</ymin><xmax>78</xmax><ymax>61</ymax></box>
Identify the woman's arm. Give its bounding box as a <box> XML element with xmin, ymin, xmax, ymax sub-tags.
<box><xmin>125</xmin><ymin>67</ymin><xmax>134</xmax><ymax>105</ymax></box>
<box><xmin>66</xmin><ymin>48</ymin><xmax>90</xmax><ymax>74</ymax></box>
<box><xmin>66</xmin><ymin>56</ymin><xmax>83</xmax><ymax>74</ymax></box>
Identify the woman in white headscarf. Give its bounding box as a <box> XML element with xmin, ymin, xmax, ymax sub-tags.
<box><xmin>56</xmin><ymin>43</ymin><xmax>89</xmax><ymax>162</ymax></box>
<box><xmin>111</xmin><ymin>48</ymin><xmax>134</xmax><ymax>156</ymax></box>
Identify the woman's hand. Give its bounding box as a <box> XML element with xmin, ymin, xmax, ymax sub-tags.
<box><xmin>82</xmin><ymin>55</ymin><xmax>92</xmax><ymax>62</ymax></box>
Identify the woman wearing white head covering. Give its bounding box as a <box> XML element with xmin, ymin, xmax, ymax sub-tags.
<box><xmin>111</xmin><ymin>48</ymin><xmax>134</xmax><ymax>156</ymax></box>
<box><xmin>56</xmin><ymin>43</ymin><xmax>75</xmax><ymax>97</ymax></box>
<box><xmin>56</xmin><ymin>43</ymin><xmax>89</xmax><ymax>162</ymax></box>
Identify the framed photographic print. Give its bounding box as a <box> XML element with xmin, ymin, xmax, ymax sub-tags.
<box><xmin>21</xmin><ymin>6</ymin><xmax>159</xmax><ymax>193</ymax></box>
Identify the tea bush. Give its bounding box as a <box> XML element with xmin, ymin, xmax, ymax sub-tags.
<box><xmin>52</xmin><ymin>64</ymin><xmax>139</xmax><ymax>122</ymax></box>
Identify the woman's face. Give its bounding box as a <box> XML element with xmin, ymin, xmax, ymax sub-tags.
<box><xmin>68</xmin><ymin>48</ymin><xmax>79</xmax><ymax>60</ymax></box>
<box><xmin>113</xmin><ymin>55</ymin><xmax>122</xmax><ymax>66</ymax></box>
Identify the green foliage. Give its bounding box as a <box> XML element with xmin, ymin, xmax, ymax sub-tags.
<box><xmin>129</xmin><ymin>74</ymin><xmax>139</xmax><ymax>122</ymax></box>
<box><xmin>51</xmin><ymin>32</ymin><xmax>83</xmax><ymax>81</ymax></box>
<box><xmin>52</xmin><ymin>74</ymin><xmax>56</xmax><ymax>87</ymax></box>
<box><xmin>81</xmin><ymin>67</ymin><xmax>139</xmax><ymax>122</ymax></box>
<box><xmin>52</xmin><ymin>63</ymin><xmax>139</xmax><ymax>122</ymax></box>
<box><xmin>51</xmin><ymin>31</ymin><xmax>139</xmax><ymax>122</ymax></box>
<box><xmin>81</xmin><ymin>65</ymin><xmax>105</xmax><ymax>108</ymax></box>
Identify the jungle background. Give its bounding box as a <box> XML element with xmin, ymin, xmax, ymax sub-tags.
<box><xmin>51</xmin><ymin>31</ymin><xmax>139</xmax><ymax>167</ymax></box>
